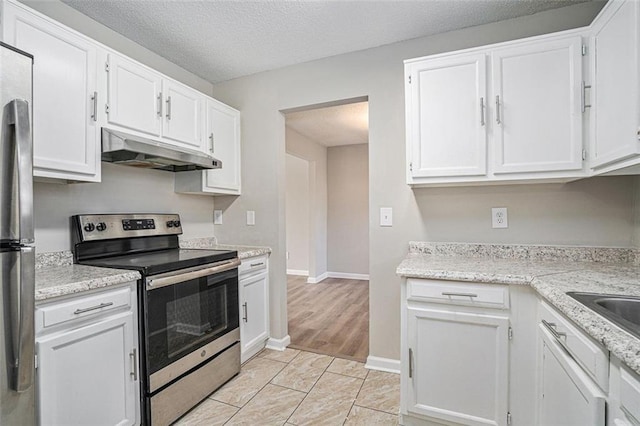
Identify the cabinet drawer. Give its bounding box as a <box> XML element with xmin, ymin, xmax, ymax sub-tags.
<box><xmin>621</xmin><ymin>367</ymin><xmax>640</xmax><ymax>424</ymax></box>
<box><xmin>239</xmin><ymin>256</ymin><xmax>267</xmax><ymax>276</ymax></box>
<box><xmin>407</xmin><ymin>278</ymin><xmax>509</xmax><ymax>309</ymax></box>
<box><xmin>37</xmin><ymin>286</ymin><xmax>132</xmax><ymax>330</ymax></box>
<box><xmin>539</xmin><ymin>301</ymin><xmax>609</xmax><ymax>391</ymax></box>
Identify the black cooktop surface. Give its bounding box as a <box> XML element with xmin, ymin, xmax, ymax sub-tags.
<box><xmin>78</xmin><ymin>248</ymin><xmax>237</xmax><ymax>276</ymax></box>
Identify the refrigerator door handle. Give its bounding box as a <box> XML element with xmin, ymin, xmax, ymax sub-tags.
<box><xmin>8</xmin><ymin>100</ymin><xmax>34</xmax><ymax>244</ymax></box>
<box><xmin>8</xmin><ymin>247</ymin><xmax>35</xmax><ymax>392</ymax></box>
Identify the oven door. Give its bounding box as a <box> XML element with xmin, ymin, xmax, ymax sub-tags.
<box><xmin>144</xmin><ymin>260</ymin><xmax>240</xmax><ymax>393</ymax></box>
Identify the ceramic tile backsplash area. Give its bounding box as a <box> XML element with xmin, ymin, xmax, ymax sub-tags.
<box><xmin>176</xmin><ymin>348</ymin><xmax>400</xmax><ymax>426</ymax></box>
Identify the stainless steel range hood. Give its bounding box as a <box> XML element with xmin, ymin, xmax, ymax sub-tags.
<box><xmin>101</xmin><ymin>128</ymin><xmax>221</xmax><ymax>172</ymax></box>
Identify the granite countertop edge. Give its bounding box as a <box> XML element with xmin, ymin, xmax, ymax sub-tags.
<box><xmin>397</xmin><ymin>252</ymin><xmax>640</xmax><ymax>375</ymax></box>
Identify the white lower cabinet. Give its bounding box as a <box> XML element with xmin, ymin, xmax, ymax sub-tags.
<box><xmin>35</xmin><ymin>282</ymin><xmax>139</xmax><ymax>426</ymax></box>
<box><xmin>239</xmin><ymin>256</ymin><xmax>269</xmax><ymax>363</ymax></box>
<box><xmin>401</xmin><ymin>279</ymin><xmax>519</xmax><ymax>426</ymax></box>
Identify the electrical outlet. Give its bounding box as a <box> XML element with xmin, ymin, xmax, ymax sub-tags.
<box><xmin>246</xmin><ymin>211</ymin><xmax>255</xmax><ymax>226</ymax></box>
<box><xmin>286</xmin><ymin>251</ymin><xmax>290</xmax><ymax>260</ymax></box>
<box><xmin>213</xmin><ymin>210</ymin><xmax>222</xmax><ymax>225</ymax></box>
<box><xmin>492</xmin><ymin>207</ymin><xmax>508</xmax><ymax>229</ymax></box>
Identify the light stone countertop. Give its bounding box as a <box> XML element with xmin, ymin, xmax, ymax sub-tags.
<box><xmin>35</xmin><ymin>264</ymin><xmax>140</xmax><ymax>302</ymax></box>
<box><xmin>397</xmin><ymin>243</ymin><xmax>640</xmax><ymax>375</ymax></box>
<box><xmin>179</xmin><ymin>237</ymin><xmax>272</xmax><ymax>259</ymax></box>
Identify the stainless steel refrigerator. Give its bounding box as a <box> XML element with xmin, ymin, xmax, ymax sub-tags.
<box><xmin>0</xmin><ymin>42</ymin><xmax>35</xmax><ymax>425</ymax></box>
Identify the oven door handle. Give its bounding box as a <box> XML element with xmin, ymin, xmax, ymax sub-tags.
<box><xmin>146</xmin><ymin>258</ymin><xmax>241</xmax><ymax>290</ymax></box>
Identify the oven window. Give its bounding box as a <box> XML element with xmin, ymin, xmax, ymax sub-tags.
<box><xmin>146</xmin><ymin>268</ymin><xmax>239</xmax><ymax>375</ymax></box>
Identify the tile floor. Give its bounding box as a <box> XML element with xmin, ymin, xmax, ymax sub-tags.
<box><xmin>175</xmin><ymin>348</ymin><xmax>400</xmax><ymax>425</ymax></box>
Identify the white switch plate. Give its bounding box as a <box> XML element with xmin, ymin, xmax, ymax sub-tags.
<box><xmin>213</xmin><ymin>210</ymin><xmax>223</xmax><ymax>225</ymax></box>
<box><xmin>380</xmin><ymin>207</ymin><xmax>393</xmax><ymax>227</ymax></box>
<box><xmin>492</xmin><ymin>207</ymin><xmax>508</xmax><ymax>229</ymax></box>
<box><xmin>247</xmin><ymin>210</ymin><xmax>255</xmax><ymax>226</ymax></box>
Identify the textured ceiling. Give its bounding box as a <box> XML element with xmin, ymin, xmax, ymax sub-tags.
<box><xmin>286</xmin><ymin>102</ymin><xmax>369</xmax><ymax>147</ymax></box>
<box><xmin>61</xmin><ymin>0</ymin><xmax>587</xmax><ymax>84</ymax></box>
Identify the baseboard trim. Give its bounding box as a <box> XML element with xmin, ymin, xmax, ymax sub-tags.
<box><xmin>265</xmin><ymin>335</ymin><xmax>291</xmax><ymax>351</ymax></box>
<box><xmin>365</xmin><ymin>355</ymin><xmax>401</xmax><ymax>374</ymax></box>
<box><xmin>286</xmin><ymin>269</ymin><xmax>309</xmax><ymax>276</ymax></box>
<box><xmin>327</xmin><ymin>272</ymin><xmax>370</xmax><ymax>280</ymax></box>
<box><xmin>307</xmin><ymin>272</ymin><xmax>328</xmax><ymax>284</ymax></box>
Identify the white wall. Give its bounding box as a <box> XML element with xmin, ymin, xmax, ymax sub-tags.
<box><xmin>210</xmin><ymin>1</ymin><xmax>618</xmax><ymax>361</ymax></box>
<box><xmin>285</xmin><ymin>127</ymin><xmax>328</xmax><ymax>282</ymax></box>
<box><xmin>328</xmin><ymin>144</ymin><xmax>369</xmax><ymax>276</ymax></box>
<box><xmin>285</xmin><ymin>154</ymin><xmax>310</xmax><ymax>274</ymax></box>
<box><xmin>18</xmin><ymin>0</ymin><xmax>217</xmax><ymax>252</ymax></box>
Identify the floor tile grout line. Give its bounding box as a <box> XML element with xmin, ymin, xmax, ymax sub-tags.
<box><xmin>352</xmin><ymin>402</ymin><xmax>400</xmax><ymax>417</ymax></box>
<box><xmin>342</xmin><ymin>368</ymin><xmax>369</xmax><ymax>425</ymax></box>
<box><xmin>283</xmin><ymin>360</ymin><xmax>341</xmax><ymax>425</ymax></box>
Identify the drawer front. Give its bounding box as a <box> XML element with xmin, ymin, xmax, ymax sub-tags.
<box><xmin>239</xmin><ymin>256</ymin><xmax>268</xmax><ymax>276</ymax></box>
<box><xmin>539</xmin><ymin>301</ymin><xmax>609</xmax><ymax>391</ymax></box>
<box><xmin>407</xmin><ymin>278</ymin><xmax>509</xmax><ymax>309</ymax></box>
<box><xmin>621</xmin><ymin>367</ymin><xmax>640</xmax><ymax>425</ymax></box>
<box><xmin>37</xmin><ymin>285</ymin><xmax>132</xmax><ymax>331</ymax></box>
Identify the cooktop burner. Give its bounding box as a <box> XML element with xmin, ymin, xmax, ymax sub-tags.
<box><xmin>79</xmin><ymin>248</ymin><xmax>237</xmax><ymax>276</ymax></box>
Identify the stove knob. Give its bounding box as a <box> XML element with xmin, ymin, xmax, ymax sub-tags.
<box><xmin>173</xmin><ymin>220</ymin><xmax>181</xmax><ymax>228</ymax></box>
<box><xmin>84</xmin><ymin>223</ymin><xmax>95</xmax><ymax>232</ymax></box>
<box><xmin>96</xmin><ymin>222</ymin><xmax>107</xmax><ymax>232</ymax></box>
<box><xmin>166</xmin><ymin>221</ymin><xmax>174</xmax><ymax>228</ymax></box>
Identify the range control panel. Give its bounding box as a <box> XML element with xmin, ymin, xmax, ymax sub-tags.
<box><xmin>74</xmin><ymin>214</ymin><xmax>182</xmax><ymax>242</ymax></box>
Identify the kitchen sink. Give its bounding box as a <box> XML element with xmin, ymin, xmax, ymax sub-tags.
<box><xmin>566</xmin><ymin>292</ymin><xmax>640</xmax><ymax>340</ymax></box>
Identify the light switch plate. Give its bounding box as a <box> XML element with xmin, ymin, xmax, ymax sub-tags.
<box><xmin>214</xmin><ymin>210</ymin><xmax>222</xmax><ymax>225</ymax></box>
<box><xmin>492</xmin><ymin>207</ymin><xmax>508</xmax><ymax>229</ymax></box>
<box><xmin>247</xmin><ymin>210</ymin><xmax>255</xmax><ymax>226</ymax></box>
<box><xmin>380</xmin><ymin>207</ymin><xmax>393</xmax><ymax>227</ymax></box>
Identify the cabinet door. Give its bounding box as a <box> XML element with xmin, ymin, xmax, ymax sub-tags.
<box><xmin>37</xmin><ymin>312</ymin><xmax>138</xmax><ymax>426</ymax></box>
<box><xmin>406</xmin><ymin>53</ymin><xmax>487</xmax><ymax>178</ymax></box>
<box><xmin>491</xmin><ymin>36</ymin><xmax>584</xmax><ymax>174</ymax></box>
<box><xmin>590</xmin><ymin>0</ymin><xmax>640</xmax><ymax>169</ymax></box>
<box><xmin>406</xmin><ymin>307</ymin><xmax>509</xmax><ymax>426</ymax></box>
<box><xmin>3</xmin><ymin>2</ymin><xmax>100</xmax><ymax>181</ymax></box>
<box><xmin>161</xmin><ymin>79</ymin><xmax>203</xmax><ymax>150</ymax></box>
<box><xmin>204</xmin><ymin>99</ymin><xmax>241</xmax><ymax>193</ymax></box>
<box><xmin>538</xmin><ymin>331</ymin><xmax>605</xmax><ymax>426</ymax></box>
<box><xmin>106</xmin><ymin>53</ymin><xmax>162</xmax><ymax>137</ymax></box>
<box><xmin>239</xmin><ymin>272</ymin><xmax>269</xmax><ymax>362</ymax></box>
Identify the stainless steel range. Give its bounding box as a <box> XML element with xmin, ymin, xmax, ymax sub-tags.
<box><xmin>71</xmin><ymin>214</ymin><xmax>240</xmax><ymax>426</ymax></box>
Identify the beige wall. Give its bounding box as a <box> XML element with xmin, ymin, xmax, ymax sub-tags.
<box><xmin>285</xmin><ymin>127</ymin><xmax>328</xmax><ymax>281</ymax></box>
<box><xmin>328</xmin><ymin>144</ymin><xmax>369</xmax><ymax>276</ymax></box>
<box><xmin>211</xmin><ymin>1</ymin><xmax>622</xmax><ymax>361</ymax></box>
<box><xmin>285</xmin><ymin>154</ymin><xmax>310</xmax><ymax>273</ymax></box>
<box><xmin>634</xmin><ymin>177</ymin><xmax>640</xmax><ymax>247</ymax></box>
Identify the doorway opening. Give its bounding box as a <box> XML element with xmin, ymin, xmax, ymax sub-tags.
<box><xmin>283</xmin><ymin>97</ymin><xmax>369</xmax><ymax>362</ymax></box>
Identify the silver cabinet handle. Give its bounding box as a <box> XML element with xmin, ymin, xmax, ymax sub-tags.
<box><xmin>157</xmin><ymin>92</ymin><xmax>162</xmax><ymax>117</ymax></box>
<box><xmin>130</xmin><ymin>349</ymin><xmax>138</xmax><ymax>381</ymax></box>
<box><xmin>409</xmin><ymin>348</ymin><xmax>414</xmax><ymax>379</ymax></box>
<box><xmin>441</xmin><ymin>292</ymin><xmax>478</xmax><ymax>298</ymax></box>
<box><xmin>480</xmin><ymin>97</ymin><xmax>485</xmax><ymax>126</ymax></box>
<box><xmin>250</xmin><ymin>262</ymin><xmax>264</xmax><ymax>268</ymax></box>
<box><xmin>166</xmin><ymin>96</ymin><xmax>172</xmax><ymax>120</ymax></box>
<box><xmin>73</xmin><ymin>302</ymin><xmax>114</xmax><ymax>315</ymax></box>
<box><xmin>209</xmin><ymin>133</ymin><xmax>214</xmax><ymax>153</ymax></box>
<box><xmin>242</xmin><ymin>302</ymin><xmax>248</xmax><ymax>323</ymax></box>
<box><xmin>541</xmin><ymin>319</ymin><xmax>567</xmax><ymax>340</ymax></box>
<box><xmin>495</xmin><ymin>95</ymin><xmax>501</xmax><ymax>124</ymax></box>
<box><xmin>581</xmin><ymin>81</ymin><xmax>592</xmax><ymax>113</ymax></box>
<box><xmin>91</xmin><ymin>91</ymin><xmax>97</xmax><ymax>122</ymax></box>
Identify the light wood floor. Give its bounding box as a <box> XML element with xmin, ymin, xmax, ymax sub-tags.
<box><xmin>287</xmin><ymin>275</ymin><xmax>369</xmax><ymax>362</ymax></box>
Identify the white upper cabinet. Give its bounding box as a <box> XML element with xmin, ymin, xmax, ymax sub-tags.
<box><xmin>406</xmin><ymin>53</ymin><xmax>487</xmax><ymax>178</ymax></box>
<box><xmin>589</xmin><ymin>0</ymin><xmax>640</xmax><ymax>173</ymax></box>
<box><xmin>161</xmin><ymin>79</ymin><xmax>203</xmax><ymax>151</ymax></box>
<box><xmin>491</xmin><ymin>36</ymin><xmax>583</xmax><ymax>174</ymax></box>
<box><xmin>174</xmin><ymin>97</ymin><xmax>241</xmax><ymax>195</ymax></box>
<box><xmin>2</xmin><ymin>0</ymin><xmax>100</xmax><ymax>182</ymax></box>
<box><xmin>406</xmin><ymin>31</ymin><xmax>588</xmax><ymax>186</ymax></box>
<box><xmin>105</xmin><ymin>53</ymin><xmax>162</xmax><ymax>137</ymax></box>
